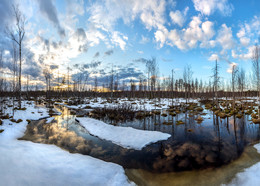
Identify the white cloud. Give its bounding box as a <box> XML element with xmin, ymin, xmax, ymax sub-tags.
<box><xmin>208</xmin><ymin>54</ymin><xmax>219</xmax><ymax>61</ymax></box>
<box><xmin>236</xmin><ymin>16</ymin><xmax>260</xmax><ymax>46</ymax></box>
<box><xmin>231</xmin><ymin>50</ymin><xmax>238</xmax><ymax>59</ymax></box>
<box><xmin>111</xmin><ymin>31</ymin><xmax>128</xmax><ymax>50</ymax></box>
<box><xmin>236</xmin><ymin>27</ymin><xmax>250</xmax><ymax>46</ymax></box>
<box><xmin>140</xmin><ymin>35</ymin><xmax>150</xmax><ymax>44</ymax></box>
<box><xmin>66</xmin><ymin>0</ymin><xmax>84</xmax><ymax>16</ymax></box>
<box><xmin>86</xmin><ymin>0</ymin><xmax>167</xmax><ymax>50</ymax></box>
<box><xmin>85</xmin><ymin>25</ymin><xmax>106</xmax><ymax>47</ymax></box>
<box><xmin>28</xmin><ymin>27</ymin><xmax>91</xmax><ymax>74</ymax></box>
<box><xmin>168</xmin><ymin>29</ymin><xmax>186</xmax><ymax>50</ymax></box>
<box><xmin>240</xmin><ymin>37</ymin><xmax>250</xmax><ymax>46</ymax></box>
<box><xmin>87</xmin><ymin>0</ymin><xmax>166</xmax><ymax>32</ymax></box>
<box><xmin>231</xmin><ymin>46</ymin><xmax>255</xmax><ymax>60</ymax></box>
<box><xmin>237</xmin><ymin>27</ymin><xmax>245</xmax><ymax>38</ymax></box>
<box><xmin>155</xmin><ymin>27</ymin><xmax>168</xmax><ymax>48</ymax></box>
<box><xmin>227</xmin><ymin>62</ymin><xmax>238</xmax><ymax>73</ymax></box>
<box><xmin>192</xmin><ymin>0</ymin><xmax>234</xmax><ymax>16</ymax></box>
<box><xmin>169</xmin><ymin>7</ymin><xmax>189</xmax><ymax>27</ymax></box>
<box><xmin>167</xmin><ymin>16</ymin><xmax>215</xmax><ymax>50</ymax></box>
<box><xmin>217</xmin><ymin>24</ymin><xmax>235</xmax><ymax>50</ymax></box>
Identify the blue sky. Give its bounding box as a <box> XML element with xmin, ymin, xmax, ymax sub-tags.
<box><xmin>0</xmin><ymin>0</ymin><xmax>260</xmax><ymax>88</ymax></box>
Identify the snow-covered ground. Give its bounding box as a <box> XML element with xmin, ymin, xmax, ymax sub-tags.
<box><xmin>77</xmin><ymin>117</ymin><xmax>171</xmax><ymax>150</ymax></box>
<box><xmin>46</xmin><ymin>116</ymin><xmax>55</xmax><ymax>123</ymax></box>
<box><xmin>0</xmin><ymin>101</ymin><xmax>135</xmax><ymax>186</ymax></box>
<box><xmin>0</xmin><ymin>101</ymin><xmax>50</xmax><ymax>140</ymax></box>
<box><xmin>0</xmin><ymin>140</ymin><xmax>134</xmax><ymax>186</ymax></box>
<box><xmin>226</xmin><ymin>144</ymin><xmax>260</xmax><ymax>186</ymax></box>
<box><xmin>59</xmin><ymin>97</ymin><xmax>200</xmax><ymax>111</ymax></box>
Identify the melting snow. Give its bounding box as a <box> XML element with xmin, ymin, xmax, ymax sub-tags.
<box><xmin>0</xmin><ymin>101</ymin><xmax>135</xmax><ymax>186</ymax></box>
<box><xmin>226</xmin><ymin>144</ymin><xmax>260</xmax><ymax>186</ymax></box>
<box><xmin>77</xmin><ymin>117</ymin><xmax>171</xmax><ymax>150</ymax></box>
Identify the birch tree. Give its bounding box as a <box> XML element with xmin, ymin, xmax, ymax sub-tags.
<box><xmin>252</xmin><ymin>43</ymin><xmax>260</xmax><ymax>117</ymax></box>
<box><xmin>6</xmin><ymin>4</ymin><xmax>26</xmax><ymax>108</ymax></box>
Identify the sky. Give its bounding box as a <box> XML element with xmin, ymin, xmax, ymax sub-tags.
<box><xmin>0</xmin><ymin>0</ymin><xmax>260</xmax><ymax>89</ymax></box>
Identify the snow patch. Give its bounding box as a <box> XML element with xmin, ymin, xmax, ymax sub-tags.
<box><xmin>46</xmin><ymin>117</ymin><xmax>55</xmax><ymax>123</ymax></box>
<box><xmin>76</xmin><ymin>117</ymin><xmax>171</xmax><ymax>150</ymax></box>
<box><xmin>0</xmin><ymin>101</ymin><xmax>135</xmax><ymax>186</ymax></box>
<box><xmin>225</xmin><ymin>143</ymin><xmax>260</xmax><ymax>186</ymax></box>
<box><xmin>0</xmin><ymin>140</ymin><xmax>135</xmax><ymax>186</ymax></box>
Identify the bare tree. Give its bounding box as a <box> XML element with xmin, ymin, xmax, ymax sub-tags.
<box><xmin>67</xmin><ymin>66</ymin><xmax>71</xmax><ymax>91</ymax></box>
<box><xmin>252</xmin><ymin>43</ymin><xmax>260</xmax><ymax>117</ymax></box>
<box><xmin>12</xmin><ymin>41</ymin><xmax>18</xmax><ymax>93</ymax></box>
<box><xmin>183</xmin><ymin>65</ymin><xmax>193</xmax><ymax>103</ymax></box>
<box><xmin>212</xmin><ymin>60</ymin><xmax>220</xmax><ymax>107</ymax></box>
<box><xmin>114</xmin><ymin>73</ymin><xmax>119</xmax><ymax>91</ymax></box>
<box><xmin>145</xmin><ymin>57</ymin><xmax>158</xmax><ymax>98</ymax></box>
<box><xmin>171</xmin><ymin>69</ymin><xmax>175</xmax><ymax>106</ymax></box>
<box><xmin>231</xmin><ymin>64</ymin><xmax>238</xmax><ymax>109</ymax></box>
<box><xmin>237</xmin><ymin>67</ymin><xmax>245</xmax><ymax>98</ymax></box>
<box><xmin>0</xmin><ymin>50</ymin><xmax>3</xmax><ymax>93</ymax></box>
<box><xmin>6</xmin><ymin>4</ymin><xmax>26</xmax><ymax>108</ymax></box>
<box><xmin>94</xmin><ymin>76</ymin><xmax>98</xmax><ymax>102</ymax></box>
<box><xmin>43</xmin><ymin>67</ymin><xmax>52</xmax><ymax>102</ymax></box>
<box><xmin>110</xmin><ymin>65</ymin><xmax>114</xmax><ymax>101</ymax></box>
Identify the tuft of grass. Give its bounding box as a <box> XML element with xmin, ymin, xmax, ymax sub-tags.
<box><xmin>161</xmin><ymin>113</ymin><xmax>167</xmax><ymax>117</ymax></box>
<box><xmin>196</xmin><ymin>107</ymin><xmax>204</xmax><ymax>112</ymax></box>
<box><xmin>169</xmin><ymin>112</ymin><xmax>176</xmax><ymax>116</ymax></box>
<box><xmin>76</xmin><ymin>115</ymin><xmax>85</xmax><ymax>117</ymax></box>
<box><xmin>195</xmin><ymin>116</ymin><xmax>204</xmax><ymax>123</ymax></box>
<box><xmin>252</xmin><ymin>118</ymin><xmax>260</xmax><ymax>124</ymax></box>
<box><xmin>236</xmin><ymin>113</ymin><xmax>243</xmax><ymax>118</ymax></box>
<box><xmin>163</xmin><ymin>121</ymin><xmax>172</xmax><ymax>125</ymax></box>
<box><xmin>251</xmin><ymin>113</ymin><xmax>258</xmax><ymax>119</ymax></box>
<box><xmin>176</xmin><ymin>120</ymin><xmax>184</xmax><ymax>125</ymax></box>
<box><xmin>135</xmin><ymin>112</ymin><xmax>145</xmax><ymax>120</ymax></box>
<box><xmin>218</xmin><ymin>112</ymin><xmax>227</xmax><ymax>118</ymax></box>
<box><xmin>16</xmin><ymin>119</ymin><xmax>23</xmax><ymax>123</ymax></box>
<box><xmin>152</xmin><ymin>110</ymin><xmax>161</xmax><ymax>115</ymax></box>
<box><xmin>10</xmin><ymin>118</ymin><xmax>16</xmax><ymax>122</ymax></box>
<box><xmin>1</xmin><ymin>115</ymin><xmax>10</xmax><ymax>119</ymax></box>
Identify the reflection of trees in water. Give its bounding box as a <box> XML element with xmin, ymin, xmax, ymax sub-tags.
<box><xmin>20</xmin><ymin>105</ymin><xmax>260</xmax><ymax>173</ymax></box>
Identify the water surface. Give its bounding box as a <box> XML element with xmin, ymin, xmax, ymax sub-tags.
<box><xmin>20</xmin><ymin>104</ymin><xmax>260</xmax><ymax>173</ymax></box>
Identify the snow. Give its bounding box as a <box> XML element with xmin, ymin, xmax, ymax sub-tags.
<box><xmin>46</xmin><ymin>117</ymin><xmax>55</xmax><ymax>123</ymax></box>
<box><xmin>0</xmin><ymin>140</ymin><xmax>135</xmax><ymax>186</ymax></box>
<box><xmin>0</xmin><ymin>101</ymin><xmax>49</xmax><ymax>140</ymax></box>
<box><xmin>57</xmin><ymin>97</ymin><xmax>200</xmax><ymax>111</ymax></box>
<box><xmin>76</xmin><ymin>117</ymin><xmax>171</xmax><ymax>150</ymax></box>
<box><xmin>0</xmin><ymin>101</ymin><xmax>135</xmax><ymax>186</ymax></box>
<box><xmin>226</xmin><ymin>144</ymin><xmax>260</xmax><ymax>186</ymax></box>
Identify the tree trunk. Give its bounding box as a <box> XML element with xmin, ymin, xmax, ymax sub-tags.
<box><xmin>18</xmin><ymin>42</ymin><xmax>22</xmax><ymax>108</ymax></box>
